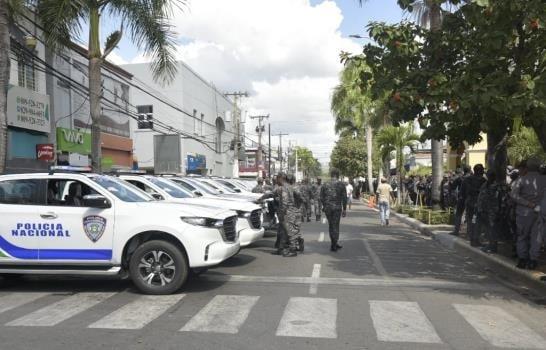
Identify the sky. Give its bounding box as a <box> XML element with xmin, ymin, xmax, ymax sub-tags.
<box><xmin>107</xmin><ymin>0</ymin><xmax>403</xmax><ymax>165</ymax></box>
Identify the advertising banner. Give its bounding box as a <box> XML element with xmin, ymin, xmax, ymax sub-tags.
<box><xmin>36</xmin><ymin>144</ymin><xmax>54</xmax><ymax>161</ymax></box>
<box><xmin>56</xmin><ymin>127</ymin><xmax>91</xmax><ymax>155</ymax></box>
<box><xmin>7</xmin><ymin>85</ymin><xmax>51</xmax><ymax>133</ymax></box>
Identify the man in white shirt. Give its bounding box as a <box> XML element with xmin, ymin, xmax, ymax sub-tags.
<box><xmin>376</xmin><ymin>178</ymin><xmax>394</xmax><ymax>226</ymax></box>
<box><xmin>346</xmin><ymin>181</ymin><xmax>354</xmax><ymax>210</ymax></box>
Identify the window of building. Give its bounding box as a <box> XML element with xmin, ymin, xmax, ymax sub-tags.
<box><xmin>17</xmin><ymin>54</ymin><xmax>36</xmax><ymax>91</ymax></box>
<box><xmin>200</xmin><ymin>113</ymin><xmax>204</xmax><ymax>136</ymax></box>
<box><xmin>193</xmin><ymin>109</ymin><xmax>198</xmax><ymax>134</ymax></box>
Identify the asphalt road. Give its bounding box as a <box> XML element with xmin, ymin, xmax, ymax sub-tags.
<box><xmin>1</xmin><ymin>201</ymin><xmax>546</xmax><ymax>350</ymax></box>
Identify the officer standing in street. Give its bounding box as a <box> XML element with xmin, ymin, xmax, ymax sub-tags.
<box><xmin>252</xmin><ymin>178</ymin><xmax>265</xmax><ymax>193</ymax></box>
<box><xmin>312</xmin><ymin>178</ymin><xmax>323</xmax><ymax>221</ymax></box>
<box><xmin>461</xmin><ymin>164</ymin><xmax>486</xmax><ymax>246</ymax></box>
<box><xmin>320</xmin><ymin>168</ymin><xmax>347</xmax><ymax>252</ymax></box>
<box><xmin>511</xmin><ymin>157</ymin><xmax>546</xmax><ymax>270</ymax></box>
<box><xmin>451</xmin><ymin>165</ymin><xmax>471</xmax><ymax>236</ymax></box>
<box><xmin>286</xmin><ymin>174</ymin><xmax>304</xmax><ymax>255</ymax></box>
<box><xmin>476</xmin><ymin>170</ymin><xmax>501</xmax><ymax>253</ymax></box>
<box><xmin>300</xmin><ymin>178</ymin><xmax>313</xmax><ymax>222</ymax></box>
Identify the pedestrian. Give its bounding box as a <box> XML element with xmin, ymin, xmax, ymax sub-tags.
<box><xmin>476</xmin><ymin>170</ymin><xmax>501</xmax><ymax>253</ymax></box>
<box><xmin>451</xmin><ymin>165</ymin><xmax>471</xmax><ymax>236</ymax></box>
<box><xmin>510</xmin><ymin>157</ymin><xmax>546</xmax><ymax>270</ymax></box>
<box><xmin>260</xmin><ymin>173</ymin><xmax>285</xmax><ymax>252</ymax></box>
<box><xmin>252</xmin><ymin>178</ymin><xmax>265</xmax><ymax>193</ymax></box>
<box><xmin>440</xmin><ymin>174</ymin><xmax>450</xmax><ymax>210</ymax></box>
<box><xmin>461</xmin><ymin>164</ymin><xmax>486</xmax><ymax>246</ymax></box>
<box><xmin>346</xmin><ymin>180</ymin><xmax>354</xmax><ymax>210</ymax></box>
<box><xmin>284</xmin><ymin>173</ymin><xmax>304</xmax><ymax>256</ymax></box>
<box><xmin>376</xmin><ymin>177</ymin><xmax>394</xmax><ymax>226</ymax></box>
<box><xmin>320</xmin><ymin>168</ymin><xmax>347</xmax><ymax>252</ymax></box>
<box><xmin>312</xmin><ymin>178</ymin><xmax>323</xmax><ymax>221</ymax></box>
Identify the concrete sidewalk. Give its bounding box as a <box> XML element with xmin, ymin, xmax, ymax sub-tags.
<box><xmin>361</xmin><ymin>198</ymin><xmax>546</xmax><ymax>293</ymax></box>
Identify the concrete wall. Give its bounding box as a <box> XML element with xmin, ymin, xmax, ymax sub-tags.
<box><xmin>121</xmin><ymin>62</ymin><xmax>237</xmax><ymax>177</ymax></box>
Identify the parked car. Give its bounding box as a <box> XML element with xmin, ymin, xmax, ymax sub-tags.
<box><xmin>118</xmin><ymin>175</ymin><xmax>264</xmax><ymax>247</ymax></box>
<box><xmin>0</xmin><ymin>171</ymin><xmax>239</xmax><ymax>295</ymax></box>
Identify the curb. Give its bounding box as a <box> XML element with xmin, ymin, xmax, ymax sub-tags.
<box><xmin>388</xmin><ymin>209</ymin><xmax>546</xmax><ymax>293</ymax></box>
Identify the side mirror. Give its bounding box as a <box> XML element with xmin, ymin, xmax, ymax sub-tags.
<box><xmin>234</xmin><ymin>188</ymin><xmax>242</xmax><ymax>193</ymax></box>
<box><xmin>83</xmin><ymin>194</ymin><xmax>111</xmax><ymax>209</ymax></box>
<box><xmin>151</xmin><ymin>193</ymin><xmax>164</xmax><ymax>200</ymax></box>
<box><xmin>193</xmin><ymin>190</ymin><xmax>203</xmax><ymax>197</ymax></box>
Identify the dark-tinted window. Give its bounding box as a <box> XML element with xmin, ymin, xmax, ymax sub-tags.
<box><xmin>0</xmin><ymin>179</ymin><xmax>46</xmax><ymax>205</ymax></box>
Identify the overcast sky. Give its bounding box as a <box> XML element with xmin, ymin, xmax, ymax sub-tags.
<box><xmin>108</xmin><ymin>0</ymin><xmax>402</xmax><ymax>165</ymax></box>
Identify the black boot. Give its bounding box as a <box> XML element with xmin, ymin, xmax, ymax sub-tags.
<box><xmin>297</xmin><ymin>237</ymin><xmax>304</xmax><ymax>252</ymax></box>
<box><xmin>385</xmin><ymin>219</ymin><xmax>389</xmax><ymax>226</ymax></box>
<box><xmin>516</xmin><ymin>259</ymin><xmax>527</xmax><ymax>269</ymax></box>
<box><xmin>271</xmin><ymin>248</ymin><xmax>283</xmax><ymax>255</ymax></box>
<box><xmin>527</xmin><ymin>260</ymin><xmax>538</xmax><ymax>270</ymax></box>
<box><xmin>283</xmin><ymin>249</ymin><xmax>297</xmax><ymax>257</ymax></box>
<box><xmin>330</xmin><ymin>244</ymin><xmax>338</xmax><ymax>252</ymax></box>
<box><xmin>335</xmin><ymin>243</ymin><xmax>343</xmax><ymax>249</ymax></box>
<box><xmin>316</xmin><ymin>215</ymin><xmax>320</xmax><ymax>222</ymax></box>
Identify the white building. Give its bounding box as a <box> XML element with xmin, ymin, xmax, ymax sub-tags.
<box><xmin>121</xmin><ymin>62</ymin><xmax>239</xmax><ymax>177</ymax></box>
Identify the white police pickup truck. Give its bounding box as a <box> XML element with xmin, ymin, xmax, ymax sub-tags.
<box><xmin>118</xmin><ymin>175</ymin><xmax>265</xmax><ymax>247</ymax></box>
<box><xmin>0</xmin><ymin>171</ymin><xmax>240</xmax><ymax>295</ymax></box>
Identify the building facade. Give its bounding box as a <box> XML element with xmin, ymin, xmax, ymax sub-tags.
<box><xmin>121</xmin><ymin>62</ymin><xmax>239</xmax><ymax>177</ymax></box>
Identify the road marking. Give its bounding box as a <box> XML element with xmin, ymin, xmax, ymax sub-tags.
<box><xmin>88</xmin><ymin>294</ymin><xmax>185</xmax><ymax>330</ymax></box>
<box><xmin>199</xmin><ymin>274</ymin><xmax>505</xmax><ymax>292</ymax></box>
<box><xmin>0</xmin><ymin>293</ymin><xmax>49</xmax><ymax>314</ymax></box>
<box><xmin>362</xmin><ymin>240</ymin><xmax>388</xmax><ymax>276</ymax></box>
<box><xmin>276</xmin><ymin>297</ymin><xmax>337</xmax><ymax>338</ymax></box>
<box><xmin>454</xmin><ymin>304</ymin><xmax>546</xmax><ymax>349</ymax></box>
<box><xmin>309</xmin><ymin>264</ymin><xmax>321</xmax><ymax>295</ymax></box>
<box><xmin>318</xmin><ymin>232</ymin><xmax>324</xmax><ymax>242</ymax></box>
<box><xmin>370</xmin><ymin>301</ymin><xmax>442</xmax><ymax>343</ymax></box>
<box><xmin>7</xmin><ymin>292</ymin><xmax>115</xmax><ymax>327</ymax></box>
<box><xmin>180</xmin><ymin>295</ymin><xmax>259</xmax><ymax>334</ymax></box>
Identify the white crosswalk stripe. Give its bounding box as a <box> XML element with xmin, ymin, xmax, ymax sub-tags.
<box><xmin>180</xmin><ymin>295</ymin><xmax>259</xmax><ymax>334</ymax></box>
<box><xmin>369</xmin><ymin>300</ymin><xmax>442</xmax><ymax>343</ymax></box>
<box><xmin>88</xmin><ymin>294</ymin><xmax>185</xmax><ymax>330</ymax></box>
<box><xmin>454</xmin><ymin>304</ymin><xmax>546</xmax><ymax>349</ymax></box>
<box><xmin>6</xmin><ymin>292</ymin><xmax>115</xmax><ymax>327</ymax></box>
<box><xmin>276</xmin><ymin>297</ymin><xmax>337</xmax><ymax>339</ymax></box>
<box><xmin>0</xmin><ymin>293</ymin><xmax>49</xmax><ymax>315</ymax></box>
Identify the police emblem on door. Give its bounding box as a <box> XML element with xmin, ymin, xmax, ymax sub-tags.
<box><xmin>83</xmin><ymin>215</ymin><xmax>107</xmax><ymax>243</ymax></box>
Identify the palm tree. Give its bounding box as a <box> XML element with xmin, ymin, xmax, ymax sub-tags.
<box><xmin>376</xmin><ymin>123</ymin><xmax>419</xmax><ymax>204</ymax></box>
<box><xmin>37</xmin><ymin>0</ymin><xmax>184</xmax><ymax>171</ymax></box>
<box><xmin>356</xmin><ymin>0</ymin><xmax>445</xmax><ymax>207</ymax></box>
<box><xmin>0</xmin><ymin>0</ymin><xmax>26</xmax><ymax>174</ymax></box>
<box><xmin>331</xmin><ymin>60</ymin><xmax>379</xmax><ymax>193</ymax></box>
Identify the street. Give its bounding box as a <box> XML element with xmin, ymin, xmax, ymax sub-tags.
<box><xmin>0</xmin><ymin>201</ymin><xmax>545</xmax><ymax>350</ymax></box>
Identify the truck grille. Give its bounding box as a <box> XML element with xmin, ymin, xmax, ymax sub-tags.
<box><xmin>222</xmin><ymin>216</ymin><xmax>237</xmax><ymax>242</ymax></box>
<box><xmin>249</xmin><ymin>209</ymin><xmax>262</xmax><ymax>229</ymax></box>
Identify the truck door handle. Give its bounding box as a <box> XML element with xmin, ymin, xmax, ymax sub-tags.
<box><xmin>40</xmin><ymin>212</ymin><xmax>58</xmax><ymax>219</ymax></box>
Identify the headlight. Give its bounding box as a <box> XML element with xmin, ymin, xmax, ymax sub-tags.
<box><xmin>236</xmin><ymin>211</ymin><xmax>251</xmax><ymax>218</ymax></box>
<box><xmin>181</xmin><ymin>217</ymin><xmax>223</xmax><ymax>228</ymax></box>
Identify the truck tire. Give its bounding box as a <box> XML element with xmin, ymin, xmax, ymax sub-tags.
<box><xmin>129</xmin><ymin>240</ymin><xmax>188</xmax><ymax>295</ymax></box>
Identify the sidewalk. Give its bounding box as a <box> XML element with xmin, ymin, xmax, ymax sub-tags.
<box><xmin>361</xmin><ymin>197</ymin><xmax>546</xmax><ymax>293</ymax></box>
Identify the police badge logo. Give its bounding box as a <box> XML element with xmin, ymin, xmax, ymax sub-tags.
<box><xmin>83</xmin><ymin>216</ymin><xmax>107</xmax><ymax>243</ymax></box>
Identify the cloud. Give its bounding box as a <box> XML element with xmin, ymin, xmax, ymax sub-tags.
<box><xmin>122</xmin><ymin>0</ymin><xmax>358</xmax><ymax>163</ymax></box>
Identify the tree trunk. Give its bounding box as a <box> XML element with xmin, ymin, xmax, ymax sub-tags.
<box><xmin>0</xmin><ymin>0</ymin><xmax>9</xmax><ymax>174</ymax></box>
<box><xmin>89</xmin><ymin>6</ymin><xmax>102</xmax><ymax>172</ymax></box>
<box><xmin>366</xmin><ymin>126</ymin><xmax>373</xmax><ymax>193</ymax></box>
<box><xmin>429</xmin><ymin>3</ymin><xmax>443</xmax><ymax>209</ymax></box>
<box><xmin>487</xmin><ymin>130</ymin><xmax>508</xmax><ymax>184</ymax></box>
<box><xmin>533</xmin><ymin>121</ymin><xmax>546</xmax><ymax>154</ymax></box>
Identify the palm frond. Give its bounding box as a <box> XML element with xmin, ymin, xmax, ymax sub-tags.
<box><xmin>108</xmin><ymin>0</ymin><xmax>186</xmax><ymax>84</ymax></box>
<box><xmin>36</xmin><ymin>0</ymin><xmax>85</xmax><ymax>51</ymax></box>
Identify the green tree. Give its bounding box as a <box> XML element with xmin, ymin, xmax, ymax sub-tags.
<box><xmin>0</xmin><ymin>0</ymin><xmax>27</xmax><ymax>173</ymax></box>
<box><xmin>508</xmin><ymin>127</ymin><xmax>546</xmax><ymax>165</ymax></box>
<box><xmin>331</xmin><ymin>59</ymin><xmax>383</xmax><ymax>193</ymax></box>
<box><xmin>330</xmin><ymin>135</ymin><xmax>366</xmax><ymax>179</ymax></box>
<box><xmin>37</xmin><ymin>0</ymin><xmax>184</xmax><ymax>171</ymax></box>
<box><xmin>288</xmin><ymin>146</ymin><xmax>321</xmax><ymax>178</ymax></box>
<box><xmin>375</xmin><ymin>123</ymin><xmax>419</xmax><ymax>203</ymax></box>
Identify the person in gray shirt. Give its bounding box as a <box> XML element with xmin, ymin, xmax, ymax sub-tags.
<box><xmin>510</xmin><ymin>157</ymin><xmax>546</xmax><ymax>270</ymax></box>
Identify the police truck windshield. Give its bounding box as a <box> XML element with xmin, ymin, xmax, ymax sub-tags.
<box><xmin>91</xmin><ymin>176</ymin><xmax>154</xmax><ymax>202</ymax></box>
<box><xmin>148</xmin><ymin>177</ymin><xmax>193</xmax><ymax>198</ymax></box>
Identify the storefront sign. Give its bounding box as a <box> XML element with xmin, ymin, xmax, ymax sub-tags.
<box><xmin>187</xmin><ymin>154</ymin><xmax>206</xmax><ymax>171</ymax></box>
<box><xmin>7</xmin><ymin>85</ymin><xmax>51</xmax><ymax>133</ymax></box>
<box><xmin>56</xmin><ymin>127</ymin><xmax>91</xmax><ymax>155</ymax></box>
<box><xmin>36</xmin><ymin>144</ymin><xmax>54</xmax><ymax>161</ymax></box>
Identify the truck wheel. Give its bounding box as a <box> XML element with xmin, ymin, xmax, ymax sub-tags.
<box><xmin>129</xmin><ymin>240</ymin><xmax>188</xmax><ymax>295</ymax></box>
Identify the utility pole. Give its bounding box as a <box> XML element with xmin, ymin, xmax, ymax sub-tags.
<box><xmin>225</xmin><ymin>91</ymin><xmax>249</xmax><ymax>161</ymax></box>
<box><xmin>273</xmin><ymin>133</ymin><xmax>288</xmax><ymax>172</ymax></box>
<box><xmin>268</xmin><ymin>123</ymin><xmax>272</xmax><ymax>178</ymax></box>
<box><xmin>250</xmin><ymin>114</ymin><xmax>269</xmax><ymax>178</ymax></box>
